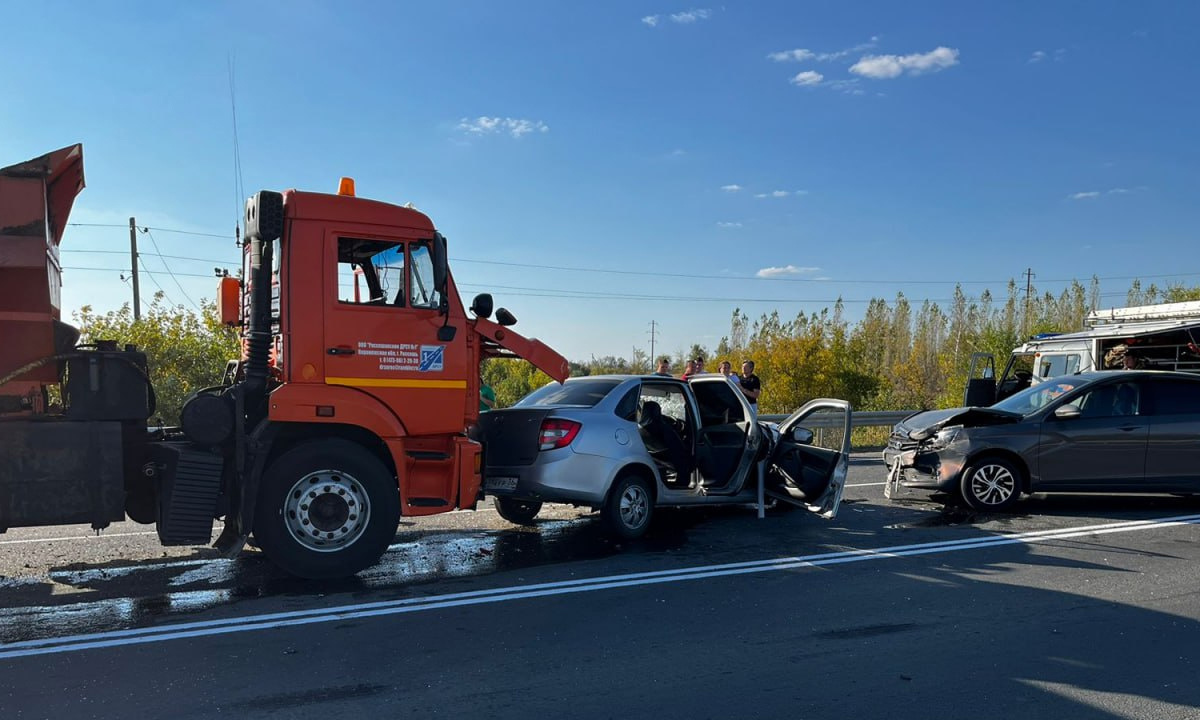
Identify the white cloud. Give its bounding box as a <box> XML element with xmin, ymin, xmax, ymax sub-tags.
<box><xmin>769</xmin><ymin>49</ymin><xmax>815</xmax><ymax>62</ymax></box>
<box><xmin>1070</xmin><ymin>187</ymin><xmax>1145</xmax><ymax>200</ymax></box>
<box><xmin>670</xmin><ymin>8</ymin><xmax>710</xmax><ymax>23</ymax></box>
<box><xmin>642</xmin><ymin>15</ymin><xmax>660</xmax><ymax>26</ymax></box>
<box><xmin>720</xmin><ymin>184</ymin><xmax>742</xmax><ymax>192</ymax></box>
<box><xmin>755</xmin><ymin>190</ymin><xmax>791</xmax><ymax>198</ymax></box>
<box><xmin>850</xmin><ymin>46</ymin><xmax>959</xmax><ymax>79</ymax></box>
<box><xmin>717</xmin><ymin>221</ymin><xmax>743</xmax><ymax>228</ymax></box>
<box><xmin>790</xmin><ymin>70</ymin><xmax>824</xmax><ymax>86</ymax></box>
<box><xmin>1028</xmin><ymin>50</ymin><xmax>1047</xmax><ymax>63</ymax></box>
<box><xmin>768</xmin><ymin>37</ymin><xmax>879</xmax><ymax>63</ymax></box>
<box><xmin>756</xmin><ymin>264</ymin><xmax>820</xmax><ymax>278</ymax></box>
<box><xmin>457</xmin><ymin>116</ymin><xmax>549</xmax><ymax>138</ymax></box>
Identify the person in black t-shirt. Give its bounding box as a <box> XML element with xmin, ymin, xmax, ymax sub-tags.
<box><xmin>739</xmin><ymin>360</ymin><xmax>761</xmax><ymax>416</ymax></box>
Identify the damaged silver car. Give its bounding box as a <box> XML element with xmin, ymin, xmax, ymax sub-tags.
<box><xmin>883</xmin><ymin>370</ymin><xmax>1200</xmax><ymax>510</ymax></box>
<box><xmin>478</xmin><ymin>375</ymin><xmax>852</xmax><ymax>538</ymax></box>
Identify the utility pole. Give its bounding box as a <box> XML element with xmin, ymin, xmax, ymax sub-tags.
<box><xmin>1023</xmin><ymin>267</ymin><xmax>1035</xmax><ymax>336</ymax></box>
<box><xmin>129</xmin><ymin>217</ymin><xmax>141</xmax><ymax>320</ymax></box>
<box><xmin>647</xmin><ymin>320</ymin><xmax>659</xmax><ymax>363</ymax></box>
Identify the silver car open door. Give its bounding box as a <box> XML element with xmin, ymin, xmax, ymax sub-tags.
<box><xmin>769</xmin><ymin>398</ymin><xmax>852</xmax><ymax>518</ymax></box>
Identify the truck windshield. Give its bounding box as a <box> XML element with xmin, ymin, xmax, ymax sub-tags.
<box><xmin>515</xmin><ymin>379</ymin><xmax>623</xmax><ymax>408</ymax></box>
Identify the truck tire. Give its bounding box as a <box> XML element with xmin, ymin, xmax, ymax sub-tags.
<box><xmin>494</xmin><ymin>497</ymin><xmax>542</xmax><ymax>525</ymax></box>
<box><xmin>253</xmin><ymin>438</ymin><xmax>400</xmax><ymax>579</ymax></box>
<box><xmin>601</xmin><ymin>473</ymin><xmax>654</xmax><ymax>540</ymax></box>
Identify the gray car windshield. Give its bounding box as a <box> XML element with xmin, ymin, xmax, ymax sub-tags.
<box><xmin>515</xmin><ymin>379</ymin><xmax>623</xmax><ymax>407</ymax></box>
<box><xmin>991</xmin><ymin>379</ymin><xmax>1082</xmax><ymax>416</ymax></box>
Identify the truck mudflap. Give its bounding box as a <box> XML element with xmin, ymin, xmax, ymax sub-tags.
<box><xmin>473</xmin><ymin>317</ymin><xmax>569</xmax><ymax>383</ymax></box>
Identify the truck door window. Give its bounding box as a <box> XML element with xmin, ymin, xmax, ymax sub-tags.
<box><xmin>409</xmin><ymin>242</ymin><xmax>442</xmax><ymax>309</ymax></box>
<box><xmin>1038</xmin><ymin>354</ymin><xmax>1081</xmax><ymax>379</ymax></box>
<box><xmin>337</xmin><ymin>237</ymin><xmax>405</xmax><ymax>306</ymax></box>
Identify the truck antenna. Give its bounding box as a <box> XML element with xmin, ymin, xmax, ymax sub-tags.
<box><xmin>228</xmin><ymin>54</ymin><xmax>246</xmax><ymax>245</ymax></box>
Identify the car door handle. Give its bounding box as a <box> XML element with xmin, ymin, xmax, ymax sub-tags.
<box><xmin>1118</xmin><ymin>425</ymin><xmax>1140</xmax><ymax>432</ymax></box>
<box><xmin>327</xmin><ymin>347</ymin><xmax>356</xmax><ymax>356</ymax></box>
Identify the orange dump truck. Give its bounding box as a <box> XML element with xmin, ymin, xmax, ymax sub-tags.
<box><xmin>0</xmin><ymin>145</ymin><xmax>568</xmax><ymax>578</ymax></box>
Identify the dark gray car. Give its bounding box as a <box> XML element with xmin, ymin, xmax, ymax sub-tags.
<box><xmin>882</xmin><ymin>370</ymin><xmax>1200</xmax><ymax>510</ymax></box>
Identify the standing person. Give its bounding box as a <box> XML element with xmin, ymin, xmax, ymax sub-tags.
<box><xmin>693</xmin><ymin>357</ymin><xmax>706</xmax><ymax>375</ymax></box>
<box><xmin>480</xmin><ymin>380</ymin><xmax>497</xmax><ymax>412</ymax></box>
<box><xmin>680</xmin><ymin>359</ymin><xmax>696</xmax><ymax>380</ymax></box>
<box><xmin>719</xmin><ymin>360</ymin><xmax>741</xmax><ymax>386</ymax></box>
<box><xmin>739</xmin><ymin>360</ymin><xmax>761</xmax><ymax>417</ymax></box>
<box><xmin>653</xmin><ymin>357</ymin><xmax>673</xmax><ymax>376</ymax></box>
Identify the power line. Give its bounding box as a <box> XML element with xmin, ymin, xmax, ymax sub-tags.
<box><xmin>139</xmin><ymin>228</ymin><xmax>200</xmax><ymax>310</ymax></box>
<box><xmin>67</xmin><ymin>222</ymin><xmax>230</xmax><ymax>239</ymax></box>
<box><xmin>62</xmin><ymin>266</ymin><xmax>216</xmax><ymax>279</ymax></box>
<box><xmin>137</xmin><ymin>256</ymin><xmax>178</xmax><ymax>307</ymax></box>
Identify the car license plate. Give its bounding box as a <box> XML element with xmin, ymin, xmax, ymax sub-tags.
<box><xmin>485</xmin><ymin>476</ymin><xmax>518</xmax><ymax>492</ymax></box>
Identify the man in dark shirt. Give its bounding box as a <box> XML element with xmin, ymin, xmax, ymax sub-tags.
<box><xmin>653</xmin><ymin>357</ymin><xmax>673</xmax><ymax>376</ymax></box>
<box><xmin>739</xmin><ymin>360</ymin><xmax>761</xmax><ymax>416</ymax></box>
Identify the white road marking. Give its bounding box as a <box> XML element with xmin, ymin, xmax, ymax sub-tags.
<box><xmin>0</xmin><ymin>525</ymin><xmax>224</xmax><ymax>546</ymax></box>
<box><xmin>846</xmin><ymin>482</ymin><xmax>885</xmax><ymax>487</ymax></box>
<box><xmin>4</xmin><ymin>513</ymin><xmax>1198</xmax><ymax>660</ymax></box>
<box><xmin>0</xmin><ymin>531</ymin><xmax>161</xmax><ymax>546</ymax></box>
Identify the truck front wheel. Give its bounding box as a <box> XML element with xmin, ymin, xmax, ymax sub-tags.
<box><xmin>253</xmin><ymin>438</ymin><xmax>400</xmax><ymax>579</ymax></box>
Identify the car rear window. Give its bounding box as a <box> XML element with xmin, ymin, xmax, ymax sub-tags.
<box><xmin>515</xmin><ymin>378</ymin><xmax>624</xmax><ymax>408</ymax></box>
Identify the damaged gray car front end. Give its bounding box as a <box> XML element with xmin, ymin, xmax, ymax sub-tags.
<box><xmin>882</xmin><ymin>407</ymin><xmax>1024</xmax><ymax>500</ymax></box>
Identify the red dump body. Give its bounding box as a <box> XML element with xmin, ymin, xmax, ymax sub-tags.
<box><xmin>0</xmin><ymin>145</ymin><xmax>85</xmax><ymax>400</ymax></box>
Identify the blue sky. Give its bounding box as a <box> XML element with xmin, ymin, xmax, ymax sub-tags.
<box><xmin>3</xmin><ymin>1</ymin><xmax>1198</xmax><ymax>362</ymax></box>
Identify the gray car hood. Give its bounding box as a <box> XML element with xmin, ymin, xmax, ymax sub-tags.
<box><xmin>898</xmin><ymin>407</ymin><xmax>1022</xmax><ymax>440</ymax></box>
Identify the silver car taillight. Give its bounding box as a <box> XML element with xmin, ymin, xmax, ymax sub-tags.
<box><xmin>539</xmin><ymin>418</ymin><xmax>581</xmax><ymax>450</ymax></box>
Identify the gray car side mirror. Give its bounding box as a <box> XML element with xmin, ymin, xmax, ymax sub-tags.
<box><xmin>792</xmin><ymin>427</ymin><xmax>814</xmax><ymax>444</ymax></box>
<box><xmin>1054</xmin><ymin>404</ymin><xmax>1082</xmax><ymax>420</ymax></box>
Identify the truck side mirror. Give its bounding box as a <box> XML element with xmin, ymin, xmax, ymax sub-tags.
<box><xmin>495</xmin><ymin>308</ymin><xmax>517</xmax><ymax>327</ymax></box>
<box><xmin>470</xmin><ymin>293</ymin><xmax>493</xmax><ymax>320</ymax></box>
<box><xmin>431</xmin><ymin>232</ymin><xmax>448</xmax><ymax>295</ymax></box>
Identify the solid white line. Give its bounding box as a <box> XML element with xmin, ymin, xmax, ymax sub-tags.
<box><xmin>4</xmin><ymin>513</ymin><xmax>1198</xmax><ymax>660</ymax></box>
<box><xmin>846</xmin><ymin>482</ymin><xmax>885</xmax><ymax>487</ymax></box>
<box><xmin>0</xmin><ymin>524</ymin><xmax>225</xmax><ymax>546</ymax></box>
<box><xmin>0</xmin><ymin>531</ymin><xmax>160</xmax><ymax>546</ymax></box>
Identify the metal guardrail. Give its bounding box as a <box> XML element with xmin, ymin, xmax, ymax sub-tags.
<box><xmin>759</xmin><ymin>410</ymin><xmax>914</xmax><ymax>429</ymax></box>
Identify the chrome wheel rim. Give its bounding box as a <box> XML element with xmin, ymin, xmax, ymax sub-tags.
<box><xmin>284</xmin><ymin>470</ymin><xmax>370</xmax><ymax>552</ymax></box>
<box><xmin>970</xmin><ymin>463</ymin><xmax>1016</xmax><ymax>506</ymax></box>
<box><xmin>619</xmin><ymin>484</ymin><xmax>649</xmax><ymax>530</ymax></box>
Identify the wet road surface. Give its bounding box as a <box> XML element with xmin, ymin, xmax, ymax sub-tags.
<box><xmin>4</xmin><ymin>454</ymin><xmax>1200</xmax><ymax>718</ymax></box>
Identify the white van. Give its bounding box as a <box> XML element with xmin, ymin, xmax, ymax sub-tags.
<box><xmin>964</xmin><ymin>300</ymin><xmax>1200</xmax><ymax>406</ymax></box>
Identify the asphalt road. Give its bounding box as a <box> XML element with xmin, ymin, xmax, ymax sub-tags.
<box><xmin>4</xmin><ymin>454</ymin><xmax>1200</xmax><ymax>719</ymax></box>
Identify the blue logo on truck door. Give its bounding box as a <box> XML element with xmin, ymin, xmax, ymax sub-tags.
<box><xmin>419</xmin><ymin>345</ymin><xmax>445</xmax><ymax>372</ymax></box>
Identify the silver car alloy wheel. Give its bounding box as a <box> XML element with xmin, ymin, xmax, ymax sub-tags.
<box><xmin>619</xmin><ymin>484</ymin><xmax>649</xmax><ymax>530</ymax></box>
<box><xmin>970</xmin><ymin>463</ymin><xmax>1016</xmax><ymax>507</ymax></box>
<box><xmin>283</xmin><ymin>470</ymin><xmax>371</xmax><ymax>552</ymax></box>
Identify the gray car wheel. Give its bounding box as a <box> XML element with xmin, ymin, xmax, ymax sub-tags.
<box><xmin>961</xmin><ymin>456</ymin><xmax>1021</xmax><ymax>512</ymax></box>
<box><xmin>602</xmin><ymin>473</ymin><xmax>654</xmax><ymax>539</ymax></box>
<box><xmin>494</xmin><ymin>497</ymin><xmax>542</xmax><ymax>525</ymax></box>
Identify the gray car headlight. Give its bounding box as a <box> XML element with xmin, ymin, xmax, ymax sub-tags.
<box><xmin>926</xmin><ymin>426</ymin><xmax>963</xmax><ymax>450</ymax></box>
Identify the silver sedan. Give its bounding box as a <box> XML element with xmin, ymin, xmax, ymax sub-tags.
<box><xmin>477</xmin><ymin>374</ymin><xmax>851</xmax><ymax>538</ymax></box>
